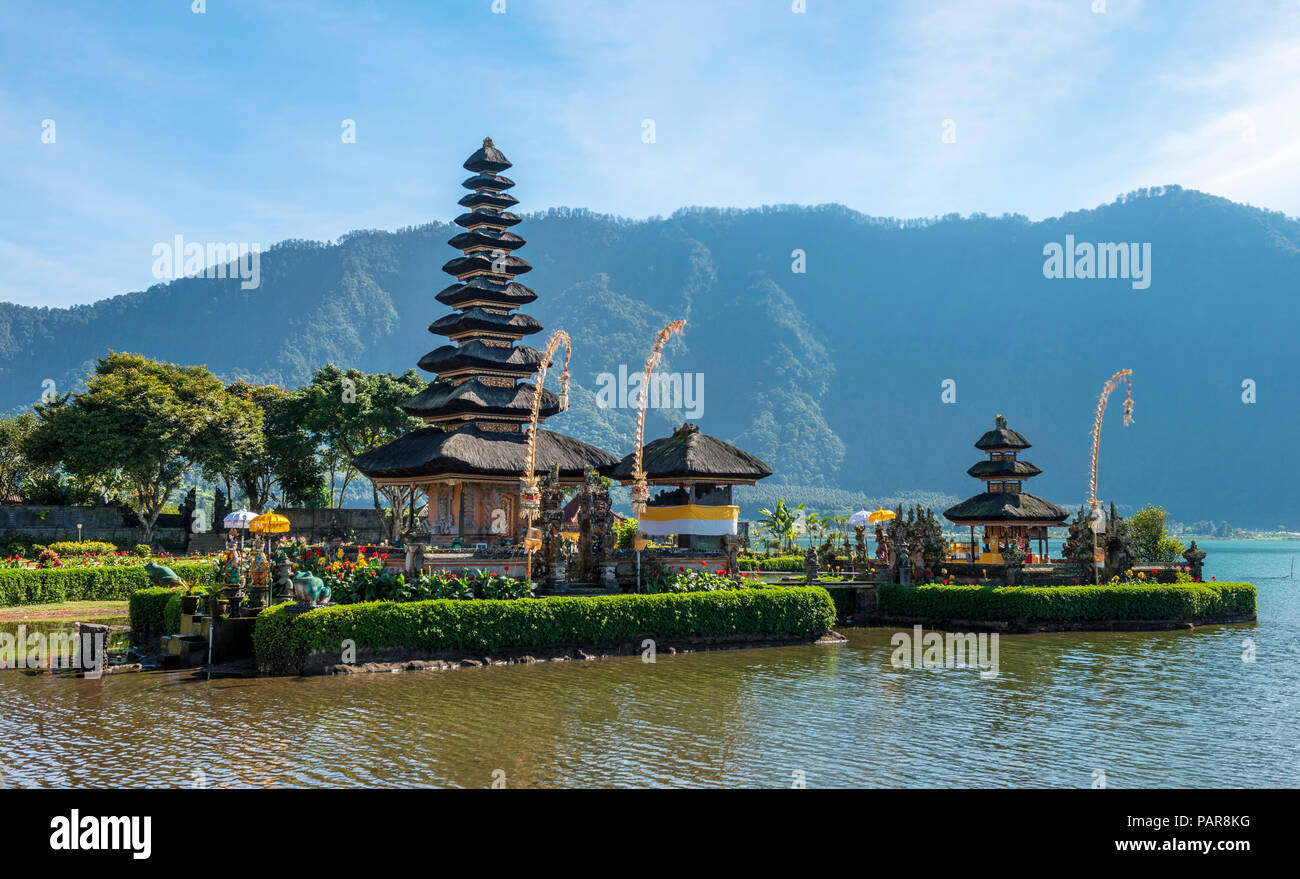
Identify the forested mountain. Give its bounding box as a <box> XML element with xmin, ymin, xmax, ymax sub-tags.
<box><xmin>3</xmin><ymin>186</ymin><xmax>1298</xmax><ymax>527</ymax></box>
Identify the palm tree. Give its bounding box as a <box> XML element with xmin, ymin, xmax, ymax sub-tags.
<box><xmin>805</xmin><ymin>511</ymin><xmax>824</xmax><ymax>549</ymax></box>
<box><xmin>758</xmin><ymin>498</ymin><xmax>804</xmax><ymax>554</ymax></box>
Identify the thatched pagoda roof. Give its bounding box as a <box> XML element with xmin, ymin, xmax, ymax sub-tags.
<box><xmin>417</xmin><ymin>340</ymin><xmax>544</xmax><ymax>376</ymax></box>
<box><xmin>353</xmin><ymin>425</ymin><xmax>617</xmax><ymax>481</ymax></box>
<box><xmin>435</xmin><ymin>278</ymin><xmax>537</xmax><ymax>309</ymax></box>
<box><xmin>461</xmin><ymin>173</ymin><xmax>515</xmax><ymax>192</ymax></box>
<box><xmin>441</xmin><ymin>252</ymin><xmax>532</xmax><ymax>278</ymax></box>
<box><xmin>428</xmin><ymin>307</ymin><xmax>543</xmax><ymax>339</ymax></box>
<box><xmin>447</xmin><ymin>229</ymin><xmax>526</xmax><ymax>252</ymax></box>
<box><xmin>943</xmin><ymin>491</ymin><xmax>1069</xmax><ymax>524</ymax></box>
<box><xmin>974</xmin><ymin>414</ymin><xmax>1031</xmax><ymax>450</ymax></box>
<box><xmin>401</xmin><ymin>379</ymin><xmax>560</xmax><ymax>421</ymax></box>
<box><xmin>601</xmin><ymin>423</ymin><xmax>773</xmax><ymax>483</ymax></box>
<box><xmin>365</xmin><ymin>138</ymin><xmax>611</xmax><ymax>470</ymax></box>
<box><xmin>966</xmin><ymin>459</ymin><xmax>1042</xmax><ymax>479</ymax></box>
<box><xmin>457</xmin><ymin>190</ymin><xmax>519</xmax><ymax>211</ymax></box>
<box><xmin>463</xmin><ymin>137</ymin><xmax>513</xmax><ymax>174</ymax></box>
<box><xmin>454</xmin><ymin>209</ymin><xmax>521</xmax><ymax>229</ymax></box>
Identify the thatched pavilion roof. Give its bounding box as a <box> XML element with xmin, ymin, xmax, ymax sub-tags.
<box><xmin>354</xmin><ymin>425</ymin><xmax>616</xmax><ymax>481</ymax></box>
<box><xmin>943</xmin><ymin>491</ymin><xmax>1069</xmax><ymax>524</ymax></box>
<box><xmin>601</xmin><ymin>423</ymin><xmax>773</xmax><ymax>483</ymax></box>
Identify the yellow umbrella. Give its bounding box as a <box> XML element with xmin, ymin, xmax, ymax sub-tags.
<box><xmin>249</xmin><ymin>510</ymin><xmax>291</xmax><ymax>535</ymax></box>
<box><xmin>867</xmin><ymin>508</ymin><xmax>896</xmax><ymax>524</ymax></box>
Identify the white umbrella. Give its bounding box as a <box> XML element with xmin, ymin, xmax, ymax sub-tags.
<box><xmin>848</xmin><ymin>509</ymin><xmax>872</xmax><ymax>528</ymax></box>
<box><xmin>223</xmin><ymin>509</ymin><xmax>257</xmax><ymax>529</ymax></box>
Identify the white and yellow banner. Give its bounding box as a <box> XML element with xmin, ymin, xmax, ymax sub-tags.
<box><xmin>638</xmin><ymin>504</ymin><xmax>738</xmax><ymax>536</ymax></box>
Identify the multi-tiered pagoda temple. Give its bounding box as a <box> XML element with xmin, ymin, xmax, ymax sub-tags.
<box><xmin>353</xmin><ymin>138</ymin><xmax>616</xmax><ymax>547</ymax></box>
<box><xmin>943</xmin><ymin>414</ymin><xmax>1069</xmax><ymax>563</ymax></box>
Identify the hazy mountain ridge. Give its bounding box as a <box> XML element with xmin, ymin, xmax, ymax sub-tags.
<box><xmin>3</xmin><ymin>187</ymin><xmax>1299</xmax><ymax>527</ymax></box>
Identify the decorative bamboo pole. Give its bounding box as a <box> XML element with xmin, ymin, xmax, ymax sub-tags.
<box><xmin>519</xmin><ymin>330</ymin><xmax>573</xmax><ymax>526</ymax></box>
<box><xmin>1087</xmin><ymin>369</ymin><xmax>1134</xmax><ymax>517</ymax></box>
<box><xmin>630</xmin><ymin>320</ymin><xmax>686</xmax><ymax>519</ymax></box>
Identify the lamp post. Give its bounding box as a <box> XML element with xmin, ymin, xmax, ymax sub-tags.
<box><xmin>76</xmin><ymin>523</ymin><xmax>82</xmax><ymax>544</ymax></box>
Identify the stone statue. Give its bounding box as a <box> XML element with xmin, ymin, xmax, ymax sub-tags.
<box><xmin>537</xmin><ymin>465</ymin><xmax>566</xmax><ymax>592</ymax></box>
<box><xmin>292</xmin><ymin>571</ymin><xmax>331</xmax><ymax>606</ymax></box>
<box><xmin>1062</xmin><ymin>506</ymin><xmax>1096</xmax><ymax>578</ymax></box>
<box><xmin>722</xmin><ymin>534</ymin><xmax>741</xmax><ymax>581</ymax></box>
<box><xmin>579</xmin><ymin>468</ymin><xmax>618</xmax><ymax>590</ymax></box>
<box><xmin>145</xmin><ymin>561</ymin><xmax>183</xmax><ymax>587</ymax></box>
<box><xmin>180</xmin><ymin>487</ymin><xmax>197</xmax><ymax>521</ymax></box>
<box><xmin>803</xmin><ymin>548</ymin><xmax>818</xmax><ymax>584</ymax></box>
<box><xmin>1182</xmin><ymin>540</ymin><xmax>1207</xmax><ymax>582</ymax></box>
<box><xmin>1103</xmin><ymin>502</ymin><xmax>1137</xmax><ymax>579</ymax></box>
<box><xmin>213</xmin><ymin>488</ymin><xmax>228</xmax><ymax>530</ymax></box>
<box><xmin>327</xmin><ymin>513</ymin><xmax>346</xmax><ymax>545</ymax></box>
<box><xmin>1002</xmin><ymin>539</ymin><xmax>1027</xmax><ymax>587</ymax></box>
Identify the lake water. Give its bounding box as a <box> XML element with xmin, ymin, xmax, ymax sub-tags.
<box><xmin>0</xmin><ymin>539</ymin><xmax>1295</xmax><ymax>788</ymax></box>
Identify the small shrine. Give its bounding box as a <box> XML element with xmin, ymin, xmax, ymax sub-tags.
<box><xmin>943</xmin><ymin>415</ymin><xmax>1069</xmax><ymax>563</ymax></box>
<box><xmin>601</xmin><ymin>423</ymin><xmax>772</xmax><ymax>551</ymax></box>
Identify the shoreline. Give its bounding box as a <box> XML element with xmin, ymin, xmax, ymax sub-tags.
<box><xmin>853</xmin><ymin>612</ymin><xmax>1257</xmax><ymax>634</ymax></box>
<box><xmin>269</xmin><ymin>630</ymin><xmax>848</xmax><ymax>677</ymax></box>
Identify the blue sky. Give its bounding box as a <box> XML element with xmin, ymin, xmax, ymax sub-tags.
<box><xmin>2</xmin><ymin>0</ymin><xmax>1298</xmax><ymax>307</ymax></box>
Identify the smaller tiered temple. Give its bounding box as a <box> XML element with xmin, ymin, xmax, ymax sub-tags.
<box><xmin>943</xmin><ymin>415</ymin><xmax>1069</xmax><ymax>563</ymax></box>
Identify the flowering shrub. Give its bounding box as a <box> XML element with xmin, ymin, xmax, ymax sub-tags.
<box><xmin>36</xmin><ymin>549</ymin><xmax>61</xmax><ymax>569</ymax></box>
<box><xmin>643</xmin><ymin>560</ymin><xmax>748</xmax><ymax>594</ymax></box>
<box><xmin>328</xmin><ymin>568</ymin><xmax>534</xmax><ymax>603</ymax></box>
<box><xmin>47</xmin><ymin>541</ymin><xmax>118</xmax><ymax>556</ymax></box>
<box><xmin>287</xmin><ymin>542</ymin><xmax>534</xmax><ymax>604</ymax></box>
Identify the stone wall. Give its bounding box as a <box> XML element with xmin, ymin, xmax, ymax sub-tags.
<box><xmin>276</xmin><ymin>508</ymin><xmax>388</xmax><ymax>543</ymax></box>
<box><xmin>0</xmin><ymin>505</ymin><xmax>190</xmax><ymax>545</ymax></box>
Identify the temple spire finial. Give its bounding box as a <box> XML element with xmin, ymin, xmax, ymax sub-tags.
<box><xmin>483</xmin><ymin>136</ymin><xmax>494</xmax><ymax>147</ymax></box>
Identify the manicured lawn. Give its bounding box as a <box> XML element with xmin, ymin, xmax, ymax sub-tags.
<box><xmin>0</xmin><ymin>600</ymin><xmax>129</xmax><ymax>621</ymax></box>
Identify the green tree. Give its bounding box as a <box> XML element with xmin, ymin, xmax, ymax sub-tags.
<box><xmin>24</xmin><ymin>352</ymin><xmax>250</xmax><ymax>544</ymax></box>
<box><xmin>195</xmin><ymin>381</ymin><xmax>266</xmax><ymax>510</ymax></box>
<box><xmin>0</xmin><ymin>412</ymin><xmax>38</xmax><ymax>501</ymax></box>
<box><xmin>203</xmin><ymin>382</ymin><xmax>328</xmax><ymax>511</ymax></box>
<box><xmin>1129</xmin><ymin>504</ymin><xmax>1185</xmax><ymax>564</ymax></box>
<box><xmin>297</xmin><ymin>365</ymin><xmax>426</xmax><ymax>510</ymax></box>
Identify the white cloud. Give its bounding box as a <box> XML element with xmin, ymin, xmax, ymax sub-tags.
<box><xmin>1127</xmin><ymin>33</ymin><xmax>1300</xmax><ymax>215</ymax></box>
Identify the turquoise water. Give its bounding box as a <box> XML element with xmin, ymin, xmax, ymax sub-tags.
<box><xmin>0</xmin><ymin>538</ymin><xmax>1294</xmax><ymax>788</ymax></box>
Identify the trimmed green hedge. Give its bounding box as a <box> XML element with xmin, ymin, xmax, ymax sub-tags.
<box><xmin>129</xmin><ymin>586</ymin><xmax>182</xmax><ymax>635</ymax></box>
<box><xmin>737</xmin><ymin>555</ymin><xmax>807</xmax><ymax>572</ymax></box>
<box><xmin>878</xmin><ymin>581</ymin><xmax>1256</xmax><ymax>622</ymax></box>
<box><xmin>0</xmin><ymin>562</ymin><xmax>212</xmax><ymax>608</ymax></box>
<box><xmin>164</xmin><ymin>592</ymin><xmax>182</xmax><ymax>636</ymax></box>
<box><xmin>254</xmin><ymin>586</ymin><xmax>837</xmax><ymax>674</ymax></box>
